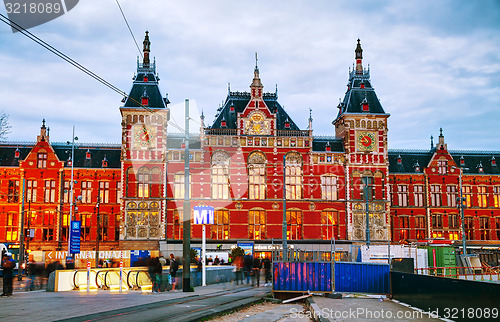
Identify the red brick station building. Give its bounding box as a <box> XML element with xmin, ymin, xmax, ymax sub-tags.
<box><xmin>1</xmin><ymin>34</ymin><xmax>499</xmax><ymax>259</ymax></box>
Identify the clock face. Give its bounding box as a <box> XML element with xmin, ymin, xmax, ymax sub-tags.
<box><xmin>134</xmin><ymin>125</ymin><xmax>156</xmax><ymax>148</ymax></box>
<box><xmin>357</xmin><ymin>131</ymin><xmax>377</xmax><ymax>152</ymax></box>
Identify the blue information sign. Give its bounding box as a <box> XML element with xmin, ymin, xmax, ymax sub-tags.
<box><xmin>69</xmin><ymin>221</ymin><xmax>81</xmax><ymax>254</ymax></box>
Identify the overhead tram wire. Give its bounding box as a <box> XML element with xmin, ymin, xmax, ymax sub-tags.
<box><xmin>0</xmin><ymin>13</ymin><xmax>154</xmax><ymax>113</ymax></box>
<box><xmin>115</xmin><ymin>0</ymin><xmax>142</xmax><ymax>59</ymax></box>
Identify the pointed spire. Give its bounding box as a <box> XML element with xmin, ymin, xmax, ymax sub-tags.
<box><xmin>250</xmin><ymin>52</ymin><xmax>263</xmax><ymax>97</ymax></box>
<box><xmin>143</xmin><ymin>31</ymin><xmax>151</xmax><ymax>66</ymax></box>
<box><xmin>430</xmin><ymin>135</ymin><xmax>434</xmax><ymax>149</ymax></box>
<box><xmin>38</xmin><ymin>119</ymin><xmax>48</xmax><ymax>142</ymax></box>
<box><xmin>308</xmin><ymin>108</ymin><xmax>313</xmax><ymax>132</ymax></box>
<box><xmin>355</xmin><ymin>39</ymin><xmax>363</xmax><ymax>75</ymax></box>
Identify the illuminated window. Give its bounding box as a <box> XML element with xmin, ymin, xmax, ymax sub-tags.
<box><xmin>173</xmin><ymin>209</ymin><xmax>183</xmax><ymax>240</ymax></box>
<box><xmin>63</xmin><ymin>180</ymin><xmax>70</xmax><ymax>203</ymax></box>
<box><xmin>286</xmin><ymin>210</ymin><xmax>302</xmax><ymax>240</ymax></box>
<box><xmin>81</xmin><ymin>181</ymin><xmax>92</xmax><ymax>203</ymax></box>
<box><xmin>413</xmin><ymin>185</ymin><xmax>424</xmax><ymax>207</ymax></box>
<box><xmin>431</xmin><ymin>213</ymin><xmax>443</xmax><ymax>239</ymax></box>
<box><xmin>7</xmin><ymin>180</ymin><xmax>19</xmax><ymax>203</ymax></box>
<box><xmin>477</xmin><ymin>186</ymin><xmax>488</xmax><ymax>208</ymax></box>
<box><xmin>44</xmin><ymin>180</ymin><xmax>56</xmax><ymax>203</ymax></box>
<box><xmin>248</xmin><ymin>152</ymin><xmax>266</xmax><ymax>200</ymax></box>
<box><xmin>174</xmin><ymin>173</ymin><xmax>192</xmax><ymax>199</ymax></box>
<box><xmin>397</xmin><ymin>185</ymin><xmax>408</xmax><ymax>207</ymax></box>
<box><xmin>6</xmin><ymin>213</ymin><xmax>18</xmax><ymax>241</ymax></box>
<box><xmin>321</xmin><ymin>210</ymin><xmax>338</xmax><ymax>240</ymax></box>
<box><xmin>248</xmin><ymin>209</ymin><xmax>266</xmax><ymax>240</ymax></box>
<box><xmin>137</xmin><ymin>167</ymin><xmax>150</xmax><ymax>198</ymax></box>
<box><xmin>430</xmin><ymin>185</ymin><xmax>441</xmax><ymax>207</ymax></box>
<box><xmin>212</xmin><ymin>209</ymin><xmax>229</xmax><ymax>240</ymax></box>
<box><xmin>211</xmin><ymin>151</ymin><xmax>230</xmax><ymax>199</ymax></box>
<box><xmin>496</xmin><ymin>217</ymin><xmax>500</xmax><ymax>240</ymax></box>
<box><xmin>37</xmin><ymin>153</ymin><xmax>47</xmax><ymax>168</ymax></box>
<box><xmin>285</xmin><ymin>153</ymin><xmax>303</xmax><ymax>200</ymax></box>
<box><xmin>462</xmin><ymin>186</ymin><xmax>472</xmax><ymax>208</ymax></box>
<box><xmin>399</xmin><ymin>216</ymin><xmax>410</xmax><ymax>240</ymax></box>
<box><xmin>494</xmin><ymin>186</ymin><xmax>500</xmax><ymax>208</ymax></box>
<box><xmin>464</xmin><ymin>216</ymin><xmax>474</xmax><ymax>240</ymax></box>
<box><xmin>321</xmin><ymin>175</ymin><xmax>338</xmax><ymax>201</ymax></box>
<box><xmin>415</xmin><ymin>216</ymin><xmax>426</xmax><ymax>239</ymax></box>
<box><xmin>116</xmin><ymin>182</ymin><xmax>122</xmax><ymax>204</ymax></box>
<box><xmin>446</xmin><ymin>185</ymin><xmax>457</xmax><ymax>207</ymax></box>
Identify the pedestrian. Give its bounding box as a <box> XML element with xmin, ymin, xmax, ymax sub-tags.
<box><xmin>263</xmin><ymin>257</ymin><xmax>271</xmax><ymax>286</ymax></box>
<box><xmin>252</xmin><ymin>256</ymin><xmax>261</xmax><ymax>287</ymax></box>
<box><xmin>243</xmin><ymin>255</ymin><xmax>253</xmax><ymax>284</ymax></box>
<box><xmin>148</xmin><ymin>257</ymin><xmax>157</xmax><ymax>292</ymax></box>
<box><xmin>195</xmin><ymin>256</ymin><xmax>202</xmax><ymax>286</ymax></box>
<box><xmin>169</xmin><ymin>254</ymin><xmax>179</xmax><ymax>291</ymax></box>
<box><xmin>1</xmin><ymin>253</ymin><xmax>15</xmax><ymax>296</ymax></box>
<box><xmin>27</xmin><ymin>260</ymin><xmax>38</xmax><ymax>291</ymax></box>
<box><xmin>213</xmin><ymin>255</ymin><xmax>220</xmax><ymax>265</ymax></box>
<box><xmin>154</xmin><ymin>257</ymin><xmax>163</xmax><ymax>292</ymax></box>
<box><xmin>233</xmin><ymin>256</ymin><xmax>243</xmax><ymax>285</ymax></box>
<box><xmin>159</xmin><ymin>255</ymin><xmax>167</xmax><ymax>267</ymax></box>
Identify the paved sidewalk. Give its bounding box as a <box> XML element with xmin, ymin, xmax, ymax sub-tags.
<box><xmin>0</xmin><ymin>281</ymin><xmax>268</xmax><ymax>322</ymax></box>
<box><xmin>308</xmin><ymin>294</ymin><xmax>441</xmax><ymax>322</ymax></box>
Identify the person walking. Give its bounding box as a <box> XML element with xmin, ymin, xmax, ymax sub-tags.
<box><xmin>252</xmin><ymin>256</ymin><xmax>261</xmax><ymax>287</ymax></box>
<box><xmin>233</xmin><ymin>256</ymin><xmax>243</xmax><ymax>285</ymax></box>
<box><xmin>1</xmin><ymin>253</ymin><xmax>15</xmax><ymax>296</ymax></box>
<box><xmin>169</xmin><ymin>254</ymin><xmax>179</xmax><ymax>291</ymax></box>
<box><xmin>154</xmin><ymin>257</ymin><xmax>163</xmax><ymax>292</ymax></box>
<box><xmin>263</xmin><ymin>257</ymin><xmax>271</xmax><ymax>286</ymax></box>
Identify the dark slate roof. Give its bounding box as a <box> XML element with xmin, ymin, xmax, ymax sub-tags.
<box><xmin>166</xmin><ymin>134</ymin><xmax>202</xmax><ymax>150</ymax></box>
<box><xmin>209</xmin><ymin>91</ymin><xmax>301</xmax><ymax>131</ymax></box>
<box><xmin>122</xmin><ymin>62</ymin><xmax>168</xmax><ymax>109</ymax></box>
<box><xmin>389</xmin><ymin>149</ymin><xmax>500</xmax><ymax>175</ymax></box>
<box><xmin>312</xmin><ymin>137</ymin><xmax>344</xmax><ymax>153</ymax></box>
<box><xmin>0</xmin><ymin>142</ymin><xmax>121</xmax><ymax>169</ymax></box>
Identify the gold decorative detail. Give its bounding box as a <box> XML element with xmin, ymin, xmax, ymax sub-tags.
<box><xmin>309</xmin><ymin>202</ymin><xmax>316</xmax><ymax>211</ymax></box>
<box><xmin>138</xmin><ymin>202</ymin><xmax>148</xmax><ymax>209</ymax></box>
<box><xmin>235</xmin><ymin>202</ymin><xmax>243</xmax><ymax>210</ymax></box>
<box><xmin>272</xmin><ymin>202</ymin><xmax>279</xmax><ymax>210</ymax></box>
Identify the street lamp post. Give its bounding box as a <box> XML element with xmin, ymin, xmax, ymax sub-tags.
<box><xmin>282</xmin><ymin>154</ymin><xmax>288</xmax><ymax>261</ymax></box>
<box><xmin>67</xmin><ymin>127</ymin><xmax>78</xmax><ymax>254</ymax></box>
<box><xmin>95</xmin><ymin>196</ymin><xmax>100</xmax><ymax>268</ymax></box>
<box><xmin>454</xmin><ymin>166</ymin><xmax>469</xmax><ymax>256</ymax></box>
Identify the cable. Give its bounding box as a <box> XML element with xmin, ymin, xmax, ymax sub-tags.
<box><xmin>115</xmin><ymin>0</ymin><xmax>143</xmax><ymax>59</ymax></box>
<box><xmin>0</xmin><ymin>13</ymin><xmax>155</xmax><ymax>113</ymax></box>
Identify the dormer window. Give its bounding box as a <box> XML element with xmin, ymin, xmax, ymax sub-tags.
<box><xmin>284</xmin><ymin>118</ymin><xmax>290</xmax><ymax>129</ymax></box>
<box><xmin>220</xmin><ymin>116</ymin><xmax>227</xmax><ymax>127</ymax></box>
<box><xmin>477</xmin><ymin>162</ymin><xmax>483</xmax><ymax>173</ymax></box>
<box><xmin>397</xmin><ymin>155</ymin><xmax>402</xmax><ymax>165</ymax></box>
<box><xmin>492</xmin><ymin>157</ymin><xmax>496</xmax><ymax>167</ymax></box>
<box><xmin>325</xmin><ymin>142</ymin><xmax>331</xmax><ymax>152</ymax></box>
<box><xmin>102</xmin><ymin>157</ymin><xmax>108</xmax><ymax>168</ymax></box>
<box><xmin>14</xmin><ymin>148</ymin><xmax>20</xmax><ymax>159</ymax></box>
<box><xmin>360</xmin><ymin>81</ymin><xmax>365</xmax><ymax>89</ymax></box>
<box><xmin>67</xmin><ymin>157</ymin><xmax>72</xmax><ymax>167</ymax></box>
<box><xmin>361</xmin><ymin>97</ymin><xmax>369</xmax><ymax>112</ymax></box>
<box><xmin>460</xmin><ymin>156</ymin><xmax>465</xmax><ymax>166</ymax></box>
<box><xmin>414</xmin><ymin>162</ymin><xmax>420</xmax><ymax>172</ymax></box>
<box><xmin>141</xmin><ymin>88</ymin><xmax>149</xmax><ymax>106</ymax></box>
<box><xmin>86</xmin><ymin>149</ymin><xmax>92</xmax><ymax>160</ymax></box>
<box><xmin>230</xmin><ymin>104</ymin><xmax>235</xmax><ymax>112</ymax></box>
<box><xmin>143</xmin><ymin>75</ymin><xmax>148</xmax><ymax>82</ymax></box>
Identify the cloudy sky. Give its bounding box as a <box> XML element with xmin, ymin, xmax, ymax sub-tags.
<box><xmin>0</xmin><ymin>0</ymin><xmax>499</xmax><ymax>151</ymax></box>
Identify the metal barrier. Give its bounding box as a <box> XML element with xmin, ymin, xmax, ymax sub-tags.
<box><xmin>415</xmin><ymin>266</ymin><xmax>500</xmax><ymax>282</ymax></box>
<box><xmin>72</xmin><ymin>267</ymin><xmax>152</xmax><ymax>291</ymax></box>
<box><xmin>334</xmin><ymin>262</ymin><xmax>390</xmax><ymax>294</ymax></box>
<box><xmin>272</xmin><ymin>261</ymin><xmax>332</xmax><ymax>293</ymax></box>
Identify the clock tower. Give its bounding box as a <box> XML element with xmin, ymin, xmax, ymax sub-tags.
<box><xmin>119</xmin><ymin>31</ymin><xmax>170</xmax><ymax>249</ymax></box>
<box><xmin>333</xmin><ymin>39</ymin><xmax>391</xmax><ymax>242</ymax></box>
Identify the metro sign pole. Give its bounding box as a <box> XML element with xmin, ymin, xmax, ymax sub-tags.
<box><xmin>194</xmin><ymin>206</ymin><xmax>214</xmax><ymax>287</ymax></box>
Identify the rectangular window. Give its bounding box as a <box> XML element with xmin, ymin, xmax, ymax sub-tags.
<box><xmin>174</xmin><ymin>173</ymin><xmax>192</xmax><ymax>199</ymax></box>
<box><xmin>399</xmin><ymin>216</ymin><xmax>410</xmax><ymax>240</ymax></box>
<box><xmin>42</xmin><ymin>228</ymin><xmax>54</xmax><ymax>241</ymax></box>
<box><xmin>479</xmin><ymin>217</ymin><xmax>490</xmax><ymax>240</ymax></box>
<box><xmin>99</xmin><ymin>181</ymin><xmax>110</xmax><ymax>204</ymax></box>
<box><xmin>248</xmin><ymin>209</ymin><xmax>266</xmax><ymax>240</ymax></box>
<box><xmin>432</xmin><ymin>213</ymin><xmax>443</xmax><ymax>229</ymax></box>
<box><xmin>397</xmin><ymin>185</ymin><xmax>408</xmax><ymax>207</ymax></box>
<box><xmin>44</xmin><ymin>180</ymin><xmax>56</xmax><ymax>203</ymax></box>
<box><xmin>496</xmin><ymin>218</ymin><xmax>500</xmax><ymax>240</ymax></box>
<box><xmin>116</xmin><ymin>182</ymin><xmax>122</xmax><ymax>204</ymax></box>
<box><xmin>173</xmin><ymin>209</ymin><xmax>183</xmax><ymax>240</ymax></box>
<box><xmin>415</xmin><ymin>216</ymin><xmax>426</xmax><ymax>239</ymax></box>
<box><xmin>464</xmin><ymin>216</ymin><xmax>474</xmax><ymax>240</ymax></box>
<box><xmin>321</xmin><ymin>175</ymin><xmax>338</xmax><ymax>201</ymax></box>
<box><xmin>286</xmin><ymin>210</ymin><xmax>302</xmax><ymax>240</ymax></box>
<box><xmin>7</xmin><ymin>213</ymin><xmax>18</xmax><ymax>241</ymax></box>
<box><xmin>477</xmin><ymin>186</ymin><xmax>488</xmax><ymax>208</ymax></box>
<box><xmin>285</xmin><ymin>165</ymin><xmax>302</xmax><ymax>200</ymax></box>
<box><xmin>27</xmin><ymin>180</ymin><xmax>37</xmax><ymax>202</ymax></box>
<box><xmin>462</xmin><ymin>186</ymin><xmax>472</xmax><ymax>208</ymax></box>
<box><xmin>81</xmin><ymin>181</ymin><xmax>92</xmax><ymax>203</ymax></box>
<box><xmin>248</xmin><ymin>166</ymin><xmax>266</xmax><ymax>200</ymax></box>
<box><xmin>63</xmin><ymin>180</ymin><xmax>70</xmax><ymax>203</ymax></box>
<box><xmin>7</xmin><ymin>180</ymin><xmax>19</xmax><ymax>203</ymax></box>
<box><xmin>437</xmin><ymin>160</ymin><xmax>447</xmax><ymax>174</ymax></box>
<box><xmin>449</xmin><ymin>214</ymin><xmax>459</xmax><ymax>229</ymax></box>
<box><xmin>37</xmin><ymin>153</ymin><xmax>47</xmax><ymax>168</ymax></box>
<box><xmin>430</xmin><ymin>185</ymin><xmax>441</xmax><ymax>207</ymax></box>
<box><xmin>138</xmin><ymin>171</ymin><xmax>150</xmax><ymax>198</ymax></box>
<box><xmin>446</xmin><ymin>185</ymin><xmax>457</xmax><ymax>207</ymax></box>
<box><xmin>212</xmin><ymin>209</ymin><xmax>229</xmax><ymax>239</ymax></box>
<box><xmin>321</xmin><ymin>210</ymin><xmax>338</xmax><ymax>240</ymax></box>
<box><xmin>494</xmin><ymin>186</ymin><xmax>500</xmax><ymax>208</ymax></box>
<box><xmin>360</xmin><ymin>177</ymin><xmax>374</xmax><ymax>201</ymax></box>
<box><xmin>211</xmin><ymin>167</ymin><xmax>229</xmax><ymax>199</ymax></box>
<box><xmin>414</xmin><ymin>185</ymin><xmax>424</xmax><ymax>207</ymax></box>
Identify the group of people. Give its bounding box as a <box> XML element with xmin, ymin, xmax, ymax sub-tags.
<box><xmin>146</xmin><ymin>254</ymin><xmax>179</xmax><ymax>293</ymax></box>
<box><xmin>233</xmin><ymin>255</ymin><xmax>271</xmax><ymax>287</ymax></box>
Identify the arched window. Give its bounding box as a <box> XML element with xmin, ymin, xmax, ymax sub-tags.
<box><xmin>212</xmin><ymin>209</ymin><xmax>229</xmax><ymax>239</ymax></box>
<box><xmin>286</xmin><ymin>209</ymin><xmax>302</xmax><ymax>240</ymax></box>
<box><xmin>211</xmin><ymin>151</ymin><xmax>230</xmax><ymax>199</ymax></box>
<box><xmin>249</xmin><ymin>209</ymin><xmax>266</xmax><ymax>240</ymax></box>
<box><xmin>173</xmin><ymin>209</ymin><xmax>183</xmax><ymax>240</ymax></box>
<box><xmin>321</xmin><ymin>210</ymin><xmax>338</xmax><ymax>240</ymax></box>
<box><xmin>137</xmin><ymin>167</ymin><xmax>151</xmax><ymax>198</ymax></box>
<box><xmin>248</xmin><ymin>152</ymin><xmax>266</xmax><ymax>200</ymax></box>
<box><xmin>285</xmin><ymin>152</ymin><xmax>302</xmax><ymax>200</ymax></box>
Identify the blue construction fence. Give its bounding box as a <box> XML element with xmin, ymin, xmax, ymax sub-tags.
<box><xmin>272</xmin><ymin>261</ymin><xmax>332</xmax><ymax>292</ymax></box>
